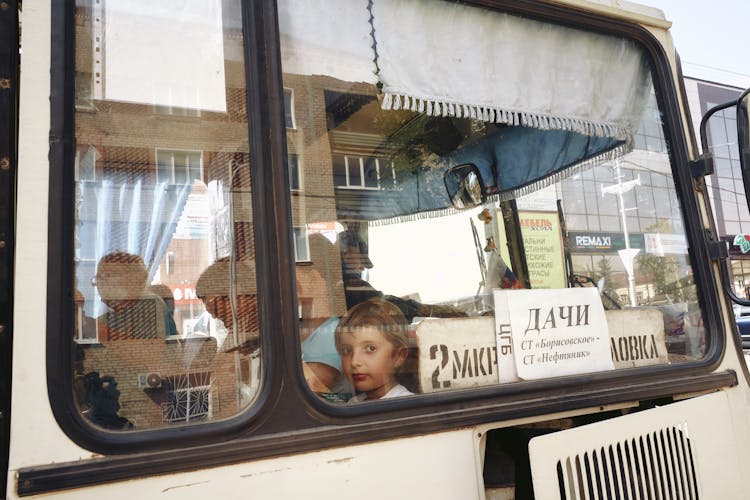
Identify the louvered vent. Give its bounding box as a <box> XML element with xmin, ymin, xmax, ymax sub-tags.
<box><xmin>528</xmin><ymin>392</ymin><xmax>744</xmax><ymax>499</ymax></box>
<box><xmin>555</xmin><ymin>424</ymin><xmax>699</xmax><ymax>500</ymax></box>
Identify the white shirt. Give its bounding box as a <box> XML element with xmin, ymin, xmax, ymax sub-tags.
<box><xmin>348</xmin><ymin>384</ymin><xmax>414</xmax><ymax>403</ymax></box>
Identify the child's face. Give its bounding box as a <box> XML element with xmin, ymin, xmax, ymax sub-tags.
<box><xmin>339</xmin><ymin>326</ymin><xmax>406</xmax><ymax>400</ymax></box>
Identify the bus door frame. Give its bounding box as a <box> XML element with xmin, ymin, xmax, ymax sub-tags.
<box><xmin>0</xmin><ymin>0</ymin><xmax>19</xmax><ymax>496</ymax></box>
<box><xmin>0</xmin><ymin>0</ymin><xmax>19</xmax><ymax>498</ymax></box>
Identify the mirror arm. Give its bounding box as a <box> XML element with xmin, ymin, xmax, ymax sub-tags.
<box><xmin>718</xmin><ymin>257</ymin><xmax>750</xmax><ymax>307</ymax></box>
<box><xmin>706</xmin><ymin>233</ymin><xmax>750</xmax><ymax>307</ymax></box>
<box><xmin>689</xmin><ymin>154</ymin><xmax>714</xmax><ymax>179</ymax></box>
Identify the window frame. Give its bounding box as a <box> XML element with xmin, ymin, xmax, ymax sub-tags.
<box><xmin>292</xmin><ymin>226</ymin><xmax>310</xmax><ymax>262</ymax></box>
<box><xmin>74</xmin><ymin>146</ymin><xmax>97</xmax><ymax>181</ymax></box>
<box><xmin>35</xmin><ymin>0</ymin><xmax>732</xmax><ymax>495</ymax></box>
<box><xmin>283</xmin><ymin>87</ymin><xmax>296</xmax><ymax>129</ymax></box>
<box><xmin>155</xmin><ymin>148</ymin><xmax>204</xmax><ymax>185</ymax></box>
<box><xmin>287</xmin><ymin>152</ymin><xmax>302</xmax><ymax>191</ymax></box>
<box><xmin>73</xmin><ymin>298</ymin><xmax>99</xmax><ymax>344</ymax></box>
<box><xmin>333</xmin><ymin>153</ymin><xmax>395</xmax><ymax>190</ymax></box>
<box><xmin>153</xmin><ymin>103</ymin><xmax>202</xmax><ymax>117</ymax></box>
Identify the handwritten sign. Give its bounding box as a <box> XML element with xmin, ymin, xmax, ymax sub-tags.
<box><xmin>495</xmin><ymin>288</ymin><xmax>613</xmax><ymax>379</ymax></box>
<box><xmin>605</xmin><ymin>308</ymin><xmax>667</xmax><ymax>368</ymax></box>
<box><xmin>415</xmin><ymin>317</ymin><xmax>498</xmax><ymax>393</ymax></box>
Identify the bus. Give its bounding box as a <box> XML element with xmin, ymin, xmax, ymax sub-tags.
<box><xmin>3</xmin><ymin>0</ymin><xmax>750</xmax><ymax>498</ymax></box>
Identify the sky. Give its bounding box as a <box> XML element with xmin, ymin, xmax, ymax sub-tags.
<box><xmin>641</xmin><ymin>0</ymin><xmax>750</xmax><ymax>88</ymax></box>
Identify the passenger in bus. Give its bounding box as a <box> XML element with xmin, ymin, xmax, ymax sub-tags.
<box><xmin>93</xmin><ymin>252</ymin><xmax>177</xmax><ymax>340</ymax></box>
<box><xmin>337</xmin><ymin>229</ymin><xmax>465</xmax><ymax>321</ymax></box>
<box><xmin>150</xmin><ymin>283</ymin><xmax>176</xmax><ymax>317</ymax></box>
<box><xmin>194</xmin><ymin>257</ymin><xmax>258</xmax><ymax>354</ymax></box>
<box><xmin>334</xmin><ymin>297</ymin><xmax>414</xmax><ymax>401</ymax></box>
<box><xmin>297</xmin><ymin>230</ymin><xmax>403</xmax><ymax>398</ymax></box>
<box><xmin>194</xmin><ymin>257</ymin><xmax>259</xmax><ymax>406</ymax></box>
<box><xmin>337</xmin><ymin>229</ymin><xmax>380</xmax><ymax>309</ymax></box>
<box><xmin>150</xmin><ymin>283</ymin><xmax>178</xmax><ymax>338</ymax></box>
<box><xmin>301</xmin><ymin>316</ymin><xmax>353</xmax><ymax>401</ymax></box>
<box><xmin>296</xmin><ymin>230</ymin><xmax>443</xmax><ymax>400</ymax></box>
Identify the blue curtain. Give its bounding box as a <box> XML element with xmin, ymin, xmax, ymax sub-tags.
<box><xmin>336</xmin><ymin>126</ymin><xmax>625</xmax><ymax>223</ymax></box>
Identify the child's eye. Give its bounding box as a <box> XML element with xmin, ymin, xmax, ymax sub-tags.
<box><xmin>340</xmin><ymin>346</ymin><xmax>353</xmax><ymax>356</ymax></box>
<box><xmin>364</xmin><ymin>344</ymin><xmax>377</xmax><ymax>353</ymax></box>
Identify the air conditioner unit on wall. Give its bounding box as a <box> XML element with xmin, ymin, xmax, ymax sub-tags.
<box><xmin>137</xmin><ymin>372</ymin><xmax>162</xmax><ymax>389</ymax></box>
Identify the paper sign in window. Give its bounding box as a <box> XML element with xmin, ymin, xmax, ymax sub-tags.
<box><xmin>494</xmin><ymin>288</ymin><xmax>613</xmax><ymax>380</ymax></box>
<box><xmin>98</xmin><ymin>0</ymin><xmax>227</xmax><ymax>112</ymax></box>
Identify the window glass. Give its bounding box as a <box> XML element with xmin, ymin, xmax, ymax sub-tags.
<box><xmin>281</xmin><ymin>0</ymin><xmax>708</xmax><ymax>404</ymax></box>
<box><xmin>332</xmin><ymin>154</ymin><xmax>347</xmax><ymax>187</ymax></box>
<box><xmin>348</xmin><ymin>158</ymin><xmax>363</xmax><ymax>187</ymax></box>
<box><xmin>293</xmin><ymin>227</ymin><xmax>310</xmax><ymax>262</ymax></box>
<box><xmin>72</xmin><ymin>0</ymin><xmax>259</xmax><ymax>430</ymax></box>
<box><xmin>284</xmin><ymin>88</ymin><xmax>296</xmax><ymax>128</ymax></box>
<box><xmin>288</xmin><ymin>153</ymin><xmax>301</xmax><ymax>191</ymax></box>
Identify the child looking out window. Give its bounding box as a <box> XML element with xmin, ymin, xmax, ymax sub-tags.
<box><xmin>334</xmin><ymin>297</ymin><xmax>414</xmax><ymax>402</ymax></box>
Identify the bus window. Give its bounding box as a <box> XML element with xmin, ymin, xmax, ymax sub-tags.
<box><xmin>71</xmin><ymin>0</ymin><xmax>259</xmax><ymax>430</ymax></box>
<box><xmin>281</xmin><ymin>0</ymin><xmax>706</xmax><ymax>402</ymax></box>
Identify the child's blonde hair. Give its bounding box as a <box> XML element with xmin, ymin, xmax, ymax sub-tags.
<box><xmin>334</xmin><ymin>297</ymin><xmax>409</xmax><ymax>354</ymax></box>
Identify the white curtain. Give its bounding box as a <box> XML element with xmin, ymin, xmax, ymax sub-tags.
<box><xmin>77</xmin><ymin>179</ymin><xmax>191</xmax><ymax>317</ymax></box>
<box><xmin>278</xmin><ymin>0</ymin><xmax>377</xmax><ymax>84</ymax></box>
<box><xmin>372</xmin><ymin>0</ymin><xmax>651</xmax><ymax>139</ymax></box>
<box><xmin>278</xmin><ymin>0</ymin><xmax>651</xmax><ymax>139</ymax></box>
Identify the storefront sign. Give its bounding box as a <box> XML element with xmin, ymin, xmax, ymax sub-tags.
<box><xmin>306</xmin><ymin>221</ymin><xmax>344</xmax><ymax>244</ymax></box>
<box><xmin>416</xmin><ymin>317</ymin><xmax>498</xmax><ymax>393</ymax></box>
<box><xmin>569</xmin><ymin>231</ymin><xmax>644</xmax><ymax>252</ymax></box>
<box><xmin>720</xmin><ymin>235</ymin><xmax>750</xmax><ymax>258</ymax></box>
<box><xmin>516</xmin><ymin>185</ymin><xmax>558</xmax><ymax>211</ymax></box>
<box><xmin>494</xmin><ymin>288</ymin><xmax>613</xmax><ymax>379</ymax></box>
<box><xmin>644</xmin><ymin>233</ymin><xmax>688</xmax><ymax>256</ymax></box>
<box><xmin>519</xmin><ymin>211</ymin><xmax>566</xmax><ymax>289</ymax></box>
<box><xmin>733</xmin><ymin>234</ymin><xmax>750</xmax><ymax>254</ymax></box>
<box><xmin>170</xmin><ymin>285</ymin><xmax>201</xmax><ymax>305</ymax></box>
<box><xmin>174</xmin><ymin>191</ymin><xmax>209</xmax><ymax>240</ymax></box>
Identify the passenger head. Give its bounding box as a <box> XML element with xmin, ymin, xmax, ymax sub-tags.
<box><xmin>94</xmin><ymin>252</ymin><xmax>148</xmax><ymax>305</ymax></box>
<box><xmin>195</xmin><ymin>257</ymin><xmax>258</xmax><ymax>353</ymax></box>
<box><xmin>150</xmin><ymin>283</ymin><xmax>175</xmax><ymax>314</ymax></box>
<box><xmin>334</xmin><ymin>297</ymin><xmax>409</xmax><ymax>399</ymax></box>
<box><xmin>337</xmin><ymin>230</ymin><xmax>373</xmax><ymax>275</ymax></box>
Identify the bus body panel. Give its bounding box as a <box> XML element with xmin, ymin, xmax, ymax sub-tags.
<box><xmin>9</xmin><ymin>430</ymin><xmax>482</xmax><ymax>500</ymax></box>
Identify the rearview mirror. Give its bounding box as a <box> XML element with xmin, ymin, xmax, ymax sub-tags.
<box><xmin>444</xmin><ymin>163</ymin><xmax>485</xmax><ymax>209</ymax></box>
<box><xmin>737</xmin><ymin>88</ymin><xmax>750</xmax><ymax>212</ymax></box>
<box><xmin>698</xmin><ymin>89</ymin><xmax>750</xmax><ymax>311</ymax></box>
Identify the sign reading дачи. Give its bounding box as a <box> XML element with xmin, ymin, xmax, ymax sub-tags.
<box><xmin>494</xmin><ymin>288</ymin><xmax>614</xmax><ymax>380</ymax></box>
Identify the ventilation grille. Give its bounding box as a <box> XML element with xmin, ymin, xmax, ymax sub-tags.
<box><xmin>556</xmin><ymin>424</ymin><xmax>699</xmax><ymax>500</ymax></box>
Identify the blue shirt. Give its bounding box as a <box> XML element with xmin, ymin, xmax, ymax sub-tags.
<box><xmin>301</xmin><ymin>317</ymin><xmax>341</xmax><ymax>371</ymax></box>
